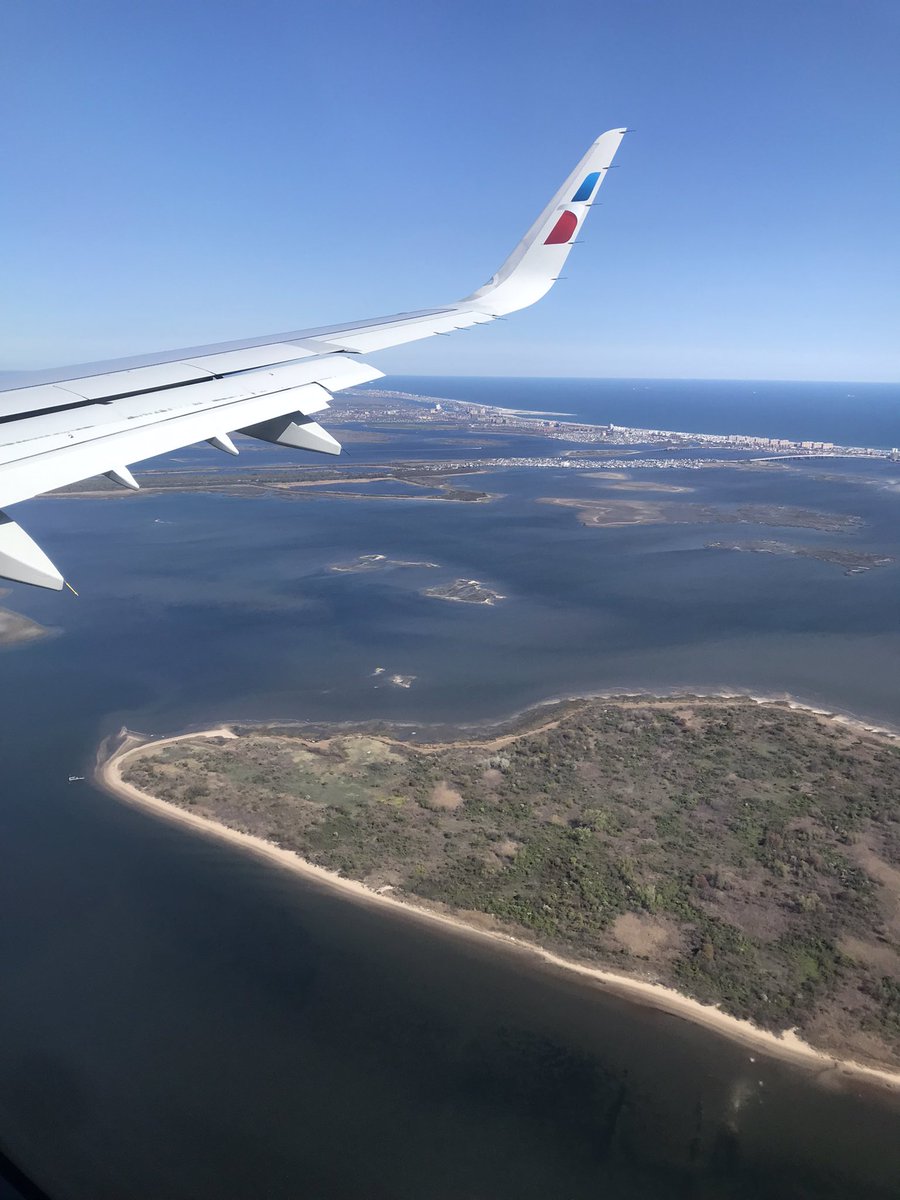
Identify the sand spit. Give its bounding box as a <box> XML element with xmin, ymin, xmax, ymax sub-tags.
<box><xmin>94</xmin><ymin>700</ymin><xmax>900</xmax><ymax>1098</ymax></box>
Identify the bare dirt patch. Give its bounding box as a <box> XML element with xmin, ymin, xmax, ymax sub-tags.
<box><xmin>839</xmin><ymin>935</ymin><xmax>900</xmax><ymax>973</ymax></box>
<box><xmin>610</xmin><ymin>913</ymin><xmax>681</xmax><ymax>960</ymax></box>
<box><xmin>428</xmin><ymin>781</ymin><xmax>464</xmax><ymax>811</ymax></box>
<box><xmin>849</xmin><ymin>836</ymin><xmax>900</xmax><ymax>937</ymax></box>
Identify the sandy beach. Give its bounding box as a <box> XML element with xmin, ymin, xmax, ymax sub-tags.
<box><xmin>94</xmin><ymin>702</ymin><xmax>900</xmax><ymax>1097</ymax></box>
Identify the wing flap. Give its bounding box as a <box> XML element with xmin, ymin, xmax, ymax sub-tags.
<box><xmin>54</xmin><ymin>361</ymin><xmax>213</xmax><ymax>402</ymax></box>
<box><xmin>0</xmin><ymin>356</ymin><xmax>376</xmax><ymax>465</ymax></box>
<box><xmin>0</xmin><ymin>357</ymin><xmax>382</xmax><ymax>509</ymax></box>
<box><xmin>180</xmin><ymin>343</ymin><xmax>318</xmax><ymax>376</ymax></box>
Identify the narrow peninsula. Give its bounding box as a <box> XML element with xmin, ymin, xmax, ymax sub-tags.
<box><xmin>97</xmin><ymin>695</ymin><xmax>900</xmax><ymax>1088</ymax></box>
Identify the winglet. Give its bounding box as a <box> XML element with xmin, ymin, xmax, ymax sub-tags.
<box><xmin>463</xmin><ymin>128</ymin><xmax>627</xmax><ymax>316</ymax></box>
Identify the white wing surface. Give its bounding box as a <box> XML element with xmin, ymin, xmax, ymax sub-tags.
<box><xmin>0</xmin><ymin>129</ymin><xmax>626</xmax><ymax>590</ymax></box>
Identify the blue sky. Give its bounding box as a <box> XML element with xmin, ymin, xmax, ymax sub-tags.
<box><xmin>3</xmin><ymin>0</ymin><xmax>898</xmax><ymax>381</ymax></box>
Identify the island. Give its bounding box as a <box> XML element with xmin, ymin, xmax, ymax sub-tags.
<box><xmin>422</xmin><ymin>579</ymin><xmax>506</xmax><ymax>605</ymax></box>
<box><xmin>707</xmin><ymin>540</ymin><xmax>894</xmax><ymax>575</ymax></box>
<box><xmin>330</xmin><ymin>553</ymin><xmax>440</xmax><ymax>573</ymax></box>
<box><xmin>541</xmin><ymin>498</ymin><xmax>865</xmax><ymax>532</ymax></box>
<box><xmin>98</xmin><ymin>694</ymin><xmax>900</xmax><ymax>1086</ymax></box>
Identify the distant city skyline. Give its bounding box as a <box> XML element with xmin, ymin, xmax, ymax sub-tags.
<box><xmin>3</xmin><ymin>0</ymin><xmax>898</xmax><ymax>383</ymax></box>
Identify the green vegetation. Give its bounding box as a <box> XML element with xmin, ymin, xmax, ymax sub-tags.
<box><xmin>121</xmin><ymin>697</ymin><xmax>900</xmax><ymax>1068</ymax></box>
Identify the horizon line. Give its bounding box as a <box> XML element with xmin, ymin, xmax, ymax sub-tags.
<box><xmin>381</xmin><ymin>373</ymin><xmax>900</xmax><ymax>388</ymax></box>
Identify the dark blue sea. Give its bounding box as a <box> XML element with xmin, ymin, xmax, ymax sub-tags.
<box><xmin>2</xmin><ymin>378</ymin><xmax>900</xmax><ymax>1199</ymax></box>
<box><xmin>397</xmin><ymin>376</ymin><xmax>900</xmax><ymax>448</ymax></box>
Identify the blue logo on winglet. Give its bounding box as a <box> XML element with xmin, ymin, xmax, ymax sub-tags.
<box><xmin>572</xmin><ymin>172</ymin><xmax>601</xmax><ymax>202</ymax></box>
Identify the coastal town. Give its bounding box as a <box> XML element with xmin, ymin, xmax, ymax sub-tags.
<box><xmin>339</xmin><ymin>388</ymin><xmax>900</xmax><ymax>463</ymax></box>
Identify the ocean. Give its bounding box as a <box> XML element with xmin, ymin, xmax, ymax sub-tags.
<box><xmin>1</xmin><ymin>377</ymin><xmax>900</xmax><ymax>1198</ymax></box>
<box><xmin>396</xmin><ymin>376</ymin><xmax>900</xmax><ymax>449</ymax></box>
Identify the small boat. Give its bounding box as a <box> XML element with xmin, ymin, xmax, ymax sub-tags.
<box><xmin>67</xmin><ymin>775</ymin><xmax>85</xmax><ymax>783</ymax></box>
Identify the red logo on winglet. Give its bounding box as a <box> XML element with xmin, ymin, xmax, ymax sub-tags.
<box><xmin>544</xmin><ymin>210</ymin><xmax>578</xmax><ymax>245</ymax></box>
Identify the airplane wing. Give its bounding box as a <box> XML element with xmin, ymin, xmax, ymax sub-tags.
<box><xmin>0</xmin><ymin>129</ymin><xmax>627</xmax><ymax>590</ymax></box>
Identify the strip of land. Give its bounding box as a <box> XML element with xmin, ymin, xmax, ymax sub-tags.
<box><xmin>707</xmin><ymin>540</ymin><xmax>893</xmax><ymax>575</ymax></box>
<box><xmin>95</xmin><ymin>694</ymin><xmax>900</xmax><ymax>1093</ymax></box>
<box><xmin>0</xmin><ymin>591</ymin><xmax>54</xmax><ymax>647</ymax></box>
<box><xmin>52</xmin><ymin>465</ymin><xmax>492</xmax><ymax>505</ymax></box>
<box><xmin>541</xmin><ymin>497</ymin><xmax>864</xmax><ymax>532</ymax></box>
